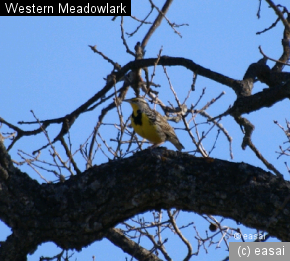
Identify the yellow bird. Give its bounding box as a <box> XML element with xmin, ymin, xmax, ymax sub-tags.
<box><xmin>124</xmin><ymin>97</ymin><xmax>184</xmax><ymax>151</ymax></box>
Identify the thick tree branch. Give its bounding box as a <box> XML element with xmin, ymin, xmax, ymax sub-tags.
<box><xmin>121</xmin><ymin>57</ymin><xmax>242</xmax><ymax>93</ymax></box>
<box><xmin>228</xmin><ymin>81</ymin><xmax>290</xmax><ymax>116</ymax></box>
<box><xmin>2</xmin><ymin>55</ymin><xmax>290</xmax><ymax>155</ymax></box>
<box><xmin>142</xmin><ymin>0</ymin><xmax>173</xmax><ymax>48</ymax></box>
<box><xmin>1</xmin><ymin>142</ymin><xmax>290</xmax><ymax>260</ymax></box>
<box><xmin>1</xmin><ymin>56</ymin><xmax>241</xmax><ymax>151</ymax></box>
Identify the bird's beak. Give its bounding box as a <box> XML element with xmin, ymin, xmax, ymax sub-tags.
<box><xmin>123</xmin><ymin>99</ymin><xmax>130</xmax><ymax>103</ymax></box>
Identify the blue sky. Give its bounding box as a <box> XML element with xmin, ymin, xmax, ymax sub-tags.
<box><xmin>1</xmin><ymin>0</ymin><xmax>290</xmax><ymax>260</ymax></box>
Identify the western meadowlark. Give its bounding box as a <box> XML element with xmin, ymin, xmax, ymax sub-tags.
<box><xmin>124</xmin><ymin>97</ymin><xmax>184</xmax><ymax>151</ymax></box>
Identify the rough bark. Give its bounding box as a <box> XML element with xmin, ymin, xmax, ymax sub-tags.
<box><xmin>0</xmin><ymin>142</ymin><xmax>290</xmax><ymax>260</ymax></box>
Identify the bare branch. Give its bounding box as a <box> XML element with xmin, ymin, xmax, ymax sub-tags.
<box><xmin>259</xmin><ymin>45</ymin><xmax>290</xmax><ymax>66</ymax></box>
<box><xmin>167</xmin><ymin>210</ymin><xmax>192</xmax><ymax>261</ymax></box>
<box><xmin>127</xmin><ymin>7</ymin><xmax>154</xmax><ymax>37</ymax></box>
<box><xmin>149</xmin><ymin>0</ymin><xmax>183</xmax><ymax>38</ymax></box>
<box><xmin>120</xmin><ymin>17</ymin><xmax>135</xmax><ymax>56</ymax></box>
<box><xmin>235</xmin><ymin>116</ymin><xmax>283</xmax><ymax>178</ymax></box>
<box><xmin>257</xmin><ymin>0</ymin><xmax>262</xmax><ymax>18</ymax></box>
<box><xmin>88</xmin><ymin>45</ymin><xmax>122</xmax><ymax>69</ymax></box>
<box><xmin>142</xmin><ymin>0</ymin><xmax>174</xmax><ymax>48</ymax></box>
<box><xmin>256</xmin><ymin>16</ymin><xmax>280</xmax><ymax>34</ymax></box>
<box><xmin>265</xmin><ymin>0</ymin><xmax>290</xmax><ymax>31</ymax></box>
<box><xmin>105</xmin><ymin>228</ymin><xmax>163</xmax><ymax>261</ymax></box>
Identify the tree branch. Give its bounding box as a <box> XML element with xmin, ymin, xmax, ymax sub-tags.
<box><xmin>228</xmin><ymin>82</ymin><xmax>290</xmax><ymax>116</ymax></box>
<box><xmin>2</xmin><ymin>56</ymin><xmax>290</xmax><ymax>152</ymax></box>
<box><xmin>265</xmin><ymin>0</ymin><xmax>290</xmax><ymax>31</ymax></box>
<box><xmin>105</xmin><ymin>228</ymin><xmax>162</xmax><ymax>261</ymax></box>
<box><xmin>1</xmin><ymin>143</ymin><xmax>290</xmax><ymax>260</ymax></box>
<box><xmin>142</xmin><ymin>0</ymin><xmax>174</xmax><ymax>48</ymax></box>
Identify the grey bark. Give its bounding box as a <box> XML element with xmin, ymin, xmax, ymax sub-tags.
<box><xmin>1</xmin><ymin>142</ymin><xmax>290</xmax><ymax>260</ymax></box>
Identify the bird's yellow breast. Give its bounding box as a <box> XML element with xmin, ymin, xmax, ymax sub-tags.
<box><xmin>130</xmin><ymin>104</ymin><xmax>163</xmax><ymax>144</ymax></box>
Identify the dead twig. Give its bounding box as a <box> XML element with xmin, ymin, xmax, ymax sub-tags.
<box><xmin>258</xmin><ymin>46</ymin><xmax>290</xmax><ymax>66</ymax></box>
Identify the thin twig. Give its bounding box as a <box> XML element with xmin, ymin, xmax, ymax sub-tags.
<box><xmin>256</xmin><ymin>17</ymin><xmax>280</xmax><ymax>34</ymax></box>
<box><xmin>59</xmin><ymin>136</ymin><xmax>81</xmax><ymax>175</ymax></box>
<box><xmin>167</xmin><ymin>210</ymin><xmax>192</xmax><ymax>261</ymax></box>
<box><xmin>148</xmin><ymin>0</ymin><xmax>183</xmax><ymax>38</ymax></box>
<box><xmin>265</xmin><ymin>0</ymin><xmax>290</xmax><ymax>31</ymax></box>
<box><xmin>257</xmin><ymin>0</ymin><xmax>262</xmax><ymax>18</ymax></box>
<box><xmin>127</xmin><ymin>8</ymin><xmax>154</xmax><ymax>37</ymax></box>
<box><xmin>88</xmin><ymin>45</ymin><xmax>122</xmax><ymax>68</ymax></box>
<box><xmin>120</xmin><ymin>17</ymin><xmax>135</xmax><ymax>56</ymax></box>
<box><xmin>17</xmin><ymin>151</ymin><xmax>50</xmax><ymax>183</ymax></box>
<box><xmin>259</xmin><ymin>46</ymin><xmax>290</xmax><ymax>66</ymax></box>
<box><xmin>200</xmin><ymin>111</ymin><xmax>233</xmax><ymax>159</ymax></box>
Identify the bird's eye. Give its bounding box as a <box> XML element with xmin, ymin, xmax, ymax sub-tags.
<box><xmin>137</xmin><ymin>110</ymin><xmax>141</xmax><ymax>114</ymax></box>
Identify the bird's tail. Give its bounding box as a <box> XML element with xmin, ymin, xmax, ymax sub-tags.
<box><xmin>169</xmin><ymin>137</ymin><xmax>184</xmax><ymax>151</ymax></box>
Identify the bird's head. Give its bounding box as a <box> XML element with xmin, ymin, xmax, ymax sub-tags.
<box><xmin>124</xmin><ymin>97</ymin><xmax>149</xmax><ymax>111</ymax></box>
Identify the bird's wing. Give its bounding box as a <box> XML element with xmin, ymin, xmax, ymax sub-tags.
<box><xmin>154</xmin><ymin>111</ymin><xmax>177</xmax><ymax>137</ymax></box>
<box><xmin>155</xmin><ymin>111</ymin><xmax>184</xmax><ymax>151</ymax></box>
